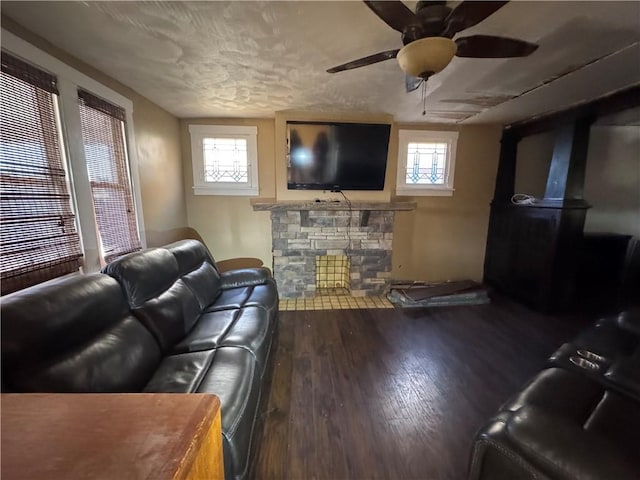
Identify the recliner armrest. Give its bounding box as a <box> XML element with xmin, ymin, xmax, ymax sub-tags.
<box><xmin>220</xmin><ymin>267</ymin><xmax>272</xmax><ymax>289</ymax></box>
<box><xmin>616</xmin><ymin>309</ymin><xmax>640</xmax><ymax>336</ymax></box>
<box><xmin>471</xmin><ymin>406</ymin><xmax>639</xmax><ymax>480</ymax></box>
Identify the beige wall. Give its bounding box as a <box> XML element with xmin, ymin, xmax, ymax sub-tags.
<box><xmin>180</xmin><ymin>118</ymin><xmax>275</xmax><ymax>265</ymax></box>
<box><xmin>584</xmin><ymin>126</ymin><xmax>640</xmax><ymax>236</ymax></box>
<box><xmin>181</xmin><ymin>113</ymin><xmax>501</xmax><ymax>281</ymax></box>
<box><xmin>2</xmin><ymin>17</ymin><xmax>189</xmax><ymax>247</ymax></box>
<box><xmin>392</xmin><ymin>125</ymin><xmax>502</xmax><ymax>282</ymax></box>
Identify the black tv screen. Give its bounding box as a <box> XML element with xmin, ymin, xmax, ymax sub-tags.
<box><xmin>287</xmin><ymin>121</ymin><xmax>391</xmax><ymax>191</ymax></box>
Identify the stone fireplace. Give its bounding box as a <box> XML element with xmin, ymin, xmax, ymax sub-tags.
<box><xmin>253</xmin><ymin>201</ymin><xmax>416</xmax><ymax>298</ymax></box>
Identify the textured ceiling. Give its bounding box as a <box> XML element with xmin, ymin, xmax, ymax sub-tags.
<box><xmin>2</xmin><ymin>1</ymin><xmax>639</xmax><ymax>124</ymax></box>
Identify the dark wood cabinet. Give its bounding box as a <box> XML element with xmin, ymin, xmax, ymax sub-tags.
<box><xmin>485</xmin><ymin>203</ymin><xmax>588</xmax><ymax>312</ymax></box>
<box><xmin>484</xmin><ymin>87</ymin><xmax>639</xmax><ymax>313</ymax></box>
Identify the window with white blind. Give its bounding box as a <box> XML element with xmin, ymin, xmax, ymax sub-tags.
<box><xmin>0</xmin><ymin>52</ymin><xmax>83</xmax><ymax>294</ymax></box>
<box><xmin>396</xmin><ymin>130</ymin><xmax>459</xmax><ymax>196</ymax></box>
<box><xmin>1</xmin><ymin>30</ymin><xmax>145</xmax><ymax>293</ymax></box>
<box><xmin>78</xmin><ymin>90</ymin><xmax>141</xmax><ymax>262</ymax></box>
<box><xmin>189</xmin><ymin>125</ymin><xmax>259</xmax><ymax>196</ymax></box>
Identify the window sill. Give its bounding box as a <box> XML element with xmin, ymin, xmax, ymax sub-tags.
<box><xmin>396</xmin><ymin>187</ymin><xmax>454</xmax><ymax>197</ymax></box>
<box><xmin>193</xmin><ymin>185</ymin><xmax>259</xmax><ymax>196</ymax></box>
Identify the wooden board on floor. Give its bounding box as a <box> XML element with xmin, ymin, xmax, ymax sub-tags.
<box><xmin>399</xmin><ymin>279</ymin><xmax>481</xmax><ymax>301</ymax></box>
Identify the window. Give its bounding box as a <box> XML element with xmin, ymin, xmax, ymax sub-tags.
<box><xmin>0</xmin><ymin>52</ymin><xmax>83</xmax><ymax>294</ymax></box>
<box><xmin>1</xmin><ymin>28</ymin><xmax>145</xmax><ymax>291</ymax></box>
<box><xmin>189</xmin><ymin>125</ymin><xmax>259</xmax><ymax>196</ymax></box>
<box><xmin>78</xmin><ymin>90</ymin><xmax>141</xmax><ymax>262</ymax></box>
<box><xmin>396</xmin><ymin>130</ymin><xmax>459</xmax><ymax>196</ymax></box>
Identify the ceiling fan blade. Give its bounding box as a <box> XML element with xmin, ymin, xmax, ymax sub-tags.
<box><xmin>363</xmin><ymin>1</ymin><xmax>418</xmax><ymax>33</ymax></box>
<box><xmin>455</xmin><ymin>35</ymin><xmax>538</xmax><ymax>58</ymax></box>
<box><xmin>441</xmin><ymin>1</ymin><xmax>509</xmax><ymax>38</ymax></box>
<box><xmin>327</xmin><ymin>49</ymin><xmax>400</xmax><ymax>73</ymax></box>
<box><xmin>405</xmin><ymin>75</ymin><xmax>423</xmax><ymax>93</ymax></box>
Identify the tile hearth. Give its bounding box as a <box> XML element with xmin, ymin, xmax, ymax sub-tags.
<box><xmin>279</xmin><ymin>295</ymin><xmax>393</xmax><ymax>311</ymax></box>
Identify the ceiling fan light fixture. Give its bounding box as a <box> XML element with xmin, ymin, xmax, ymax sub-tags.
<box><xmin>397</xmin><ymin>37</ymin><xmax>457</xmax><ymax>78</ymax></box>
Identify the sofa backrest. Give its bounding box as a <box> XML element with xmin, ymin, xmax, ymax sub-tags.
<box><xmin>162</xmin><ymin>239</ymin><xmax>223</xmax><ymax>310</ymax></box>
<box><xmin>1</xmin><ymin>274</ymin><xmax>161</xmax><ymax>392</ymax></box>
<box><xmin>103</xmin><ymin>247</ymin><xmax>203</xmax><ymax>352</ymax></box>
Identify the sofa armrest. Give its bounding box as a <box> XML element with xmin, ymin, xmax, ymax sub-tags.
<box><xmin>220</xmin><ymin>267</ymin><xmax>271</xmax><ymax>289</ymax></box>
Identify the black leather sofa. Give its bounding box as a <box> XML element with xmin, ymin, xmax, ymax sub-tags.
<box><xmin>469</xmin><ymin>309</ymin><xmax>640</xmax><ymax>479</ymax></box>
<box><xmin>1</xmin><ymin>239</ymin><xmax>278</xmax><ymax>480</ymax></box>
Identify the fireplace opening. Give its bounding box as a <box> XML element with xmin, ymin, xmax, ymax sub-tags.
<box><xmin>316</xmin><ymin>255</ymin><xmax>350</xmax><ymax>296</ymax></box>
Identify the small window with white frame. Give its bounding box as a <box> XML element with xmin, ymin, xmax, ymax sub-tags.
<box><xmin>189</xmin><ymin>124</ymin><xmax>259</xmax><ymax>196</ymax></box>
<box><xmin>396</xmin><ymin>129</ymin><xmax>459</xmax><ymax>196</ymax></box>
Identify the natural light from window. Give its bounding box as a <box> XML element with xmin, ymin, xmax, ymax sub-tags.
<box><xmin>203</xmin><ymin>137</ymin><xmax>248</xmax><ymax>183</ymax></box>
<box><xmin>405</xmin><ymin>142</ymin><xmax>448</xmax><ymax>185</ymax></box>
<box><xmin>396</xmin><ymin>130</ymin><xmax>458</xmax><ymax>196</ymax></box>
<box><xmin>189</xmin><ymin>124</ymin><xmax>259</xmax><ymax>196</ymax></box>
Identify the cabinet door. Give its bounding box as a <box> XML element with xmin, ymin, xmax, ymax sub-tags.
<box><xmin>484</xmin><ymin>207</ymin><xmax>514</xmax><ymax>287</ymax></box>
<box><xmin>511</xmin><ymin>210</ymin><xmax>558</xmax><ymax>309</ymax></box>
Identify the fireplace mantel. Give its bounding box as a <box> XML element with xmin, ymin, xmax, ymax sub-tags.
<box><xmin>252</xmin><ymin>199</ymin><xmax>417</xmax><ymax>212</ymax></box>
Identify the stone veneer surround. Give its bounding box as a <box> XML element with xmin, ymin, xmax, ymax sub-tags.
<box><xmin>253</xmin><ymin>201</ymin><xmax>416</xmax><ymax>299</ymax></box>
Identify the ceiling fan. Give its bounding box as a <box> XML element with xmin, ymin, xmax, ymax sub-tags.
<box><xmin>327</xmin><ymin>1</ymin><xmax>538</xmax><ymax>93</ymax></box>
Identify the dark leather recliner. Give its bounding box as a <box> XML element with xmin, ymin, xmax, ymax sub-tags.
<box><xmin>469</xmin><ymin>310</ymin><xmax>640</xmax><ymax>479</ymax></box>
<box><xmin>1</xmin><ymin>239</ymin><xmax>278</xmax><ymax>480</ymax></box>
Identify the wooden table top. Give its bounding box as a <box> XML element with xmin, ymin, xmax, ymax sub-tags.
<box><xmin>1</xmin><ymin>393</ymin><xmax>221</xmax><ymax>480</ymax></box>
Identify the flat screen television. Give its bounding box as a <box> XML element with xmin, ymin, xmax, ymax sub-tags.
<box><xmin>286</xmin><ymin>121</ymin><xmax>391</xmax><ymax>191</ymax></box>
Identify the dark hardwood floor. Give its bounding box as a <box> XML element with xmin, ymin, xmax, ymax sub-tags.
<box><xmin>253</xmin><ymin>296</ymin><xmax>593</xmax><ymax>480</ymax></box>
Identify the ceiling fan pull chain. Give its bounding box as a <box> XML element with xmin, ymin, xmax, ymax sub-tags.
<box><xmin>422</xmin><ymin>80</ymin><xmax>427</xmax><ymax>116</ymax></box>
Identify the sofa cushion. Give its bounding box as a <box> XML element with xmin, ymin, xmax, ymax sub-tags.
<box><xmin>205</xmin><ymin>287</ymin><xmax>252</xmax><ymax>311</ymax></box>
<box><xmin>173</xmin><ymin>306</ymin><xmax>275</xmax><ymax>377</ymax></box>
<box><xmin>103</xmin><ymin>248</ymin><xmax>202</xmax><ymax>352</ymax></box>
<box><xmin>1</xmin><ymin>274</ymin><xmax>161</xmax><ymax>392</ymax></box>
<box><xmin>197</xmin><ymin>347</ymin><xmax>262</xmax><ymax>480</ymax></box>
<box><xmin>103</xmin><ymin>248</ymin><xmax>179</xmax><ymax>308</ymax></box>
<box><xmin>163</xmin><ymin>239</ymin><xmax>223</xmax><ymax>310</ymax></box>
<box><xmin>143</xmin><ymin>350</ymin><xmax>216</xmax><ymax>393</ymax></box>
<box><xmin>220</xmin><ymin>267</ymin><xmax>272</xmax><ymax>289</ymax></box>
<box><xmin>144</xmin><ymin>346</ymin><xmax>262</xmax><ymax>480</ymax></box>
<box><xmin>131</xmin><ymin>280</ymin><xmax>202</xmax><ymax>352</ymax></box>
<box><xmin>173</xmin><ymin>309</ymin><xmax>239</xmax><ymax>353</ymax></box>
<box><xmin>162</xmin><ymin>239</ymin><xmax>278</xmax><ymax>318</ymax></box>
<box><xmin>219</xmin><ymin>306</ymin><xmax>275</xmax><ymax>377</ymax></box>
<box><xmin>204</xmin><ymin>280</ymin><xmax>279</xmax><ymax>315</ymax></box>
<box><xmin>163</xmin><ymin>238</ymin><xmax>217</xmax><ymax>271</ymax></box>
<box><xmin>243</xmin><ymin>279</ymin><xmax>279</xmax><ymax>314</ymax></box>
<box><xmin>181</xmin><ymin>262</ymin><xmax>223</xmax><ymax>310</ymax></box>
